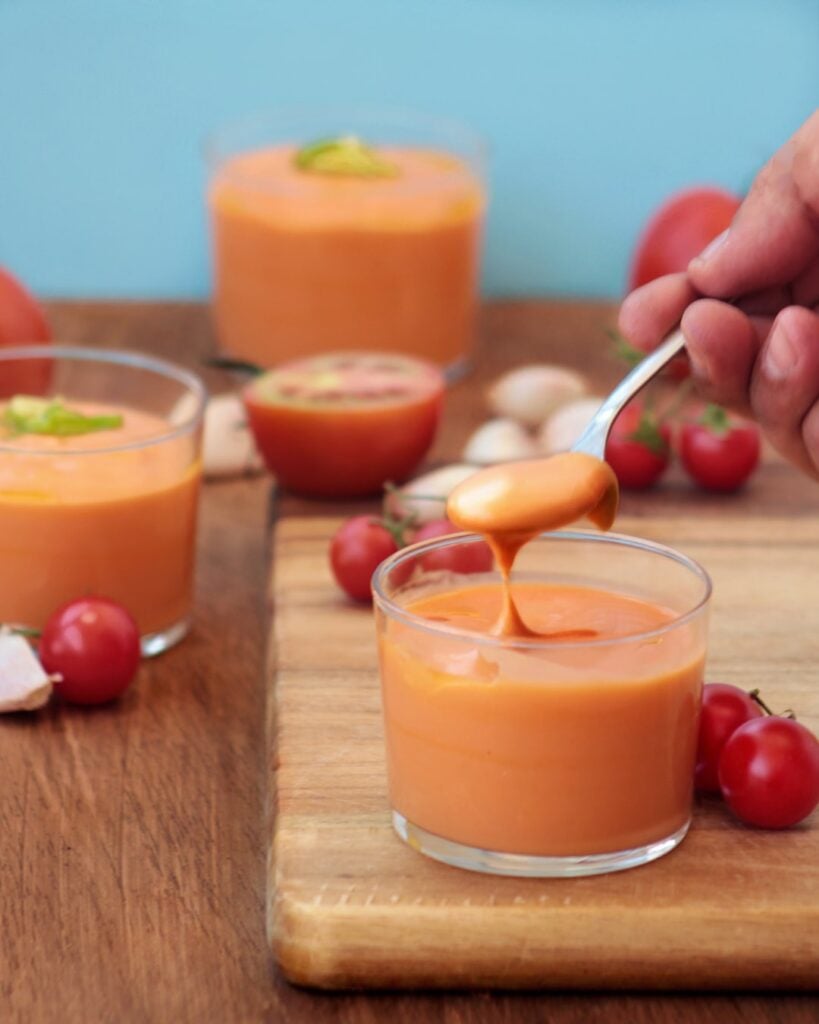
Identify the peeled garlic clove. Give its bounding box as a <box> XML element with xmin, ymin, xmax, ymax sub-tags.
<box><xmin>538</xmin><ymin>397</ymin><xmax>604</xmax><ymax>455</ymax></box>
<box><xmin>487</xmin><ymin>365</ymin><xmax>587</xmax><ymax>428</ymax></box>
<box><xmin>385</xmin><ymin>463</ymin><xmax>480</xmax><ymax>524</ymax></box>
<box><xmin>203</xmin><ymin>393</ymin><xmax>263</xmax><ymax>479</ymax></box>
<box><xmin>463</xmin><ymin>418</ymin><xmax>541</xmax><ymax>465</ymax></box>
<box><xmin>0</xmin><ymin>631</ymin><xmax>53</xmax><ymax>712</ymax></box>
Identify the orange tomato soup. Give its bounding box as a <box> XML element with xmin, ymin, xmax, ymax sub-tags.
<box><xmin>209</xmin><ymin>145</ymin><xmax>484</xmax><ymax>368</ymax></box>
<box><xmin>379</xmin><ymin>582</ymin><xmax>704</xmax><ymax>857</ymax></box>
<box><xmin>0</xmin><ymin>404</ymin><xmax>200</xmax><ymax>635</ymax></box>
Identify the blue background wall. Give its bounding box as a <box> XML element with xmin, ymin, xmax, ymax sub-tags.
<box><xmin>1</xmin><ymin>0</ymin><xmax>817</xmax><ymax>299</ymax></box>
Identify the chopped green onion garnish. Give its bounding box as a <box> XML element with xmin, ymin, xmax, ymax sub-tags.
<box><xmin>3</xmin><ymin>395</ymin><xmax>124</xmax><ymax>437</ymax></box>
<box><xmin>293</xmin><ymin>135</ymin><xmax>398</xmax><ymax>178</ymax></box>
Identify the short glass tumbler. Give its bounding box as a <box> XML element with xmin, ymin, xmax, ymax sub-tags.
<box><xmin>372</xmin><ymin>531</ymin><xmax>711</xmax><ymax>877</ymax></box>
<box><xmin>0</xmin><ymin>346</ymin><xmax>205</xmax><ymax>656</ymax></box>
<box><xmin>206</xmin><ymin>107</ymin><xmax>487</xmax><ymax>376</ymax></box>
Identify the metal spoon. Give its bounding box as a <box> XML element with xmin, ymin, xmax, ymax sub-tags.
<box><xmin>572</xmin><ymin>327</ymin><xmax>686</xmax><ymax>458</ymax></box>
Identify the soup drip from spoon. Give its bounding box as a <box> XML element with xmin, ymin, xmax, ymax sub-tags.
<box><xmin>447</xmin><ymin>326</ymin><xmax>687</xmax><ymax>637</ymax></box>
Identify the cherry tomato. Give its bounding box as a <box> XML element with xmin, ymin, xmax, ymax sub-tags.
<box><xmin>718</xmin><ymin>716</ymin><xmax>819</xmax><ymax>829</ymax></box>
<box><xmin>412</xmin><ymin>519</ymin><xmax>494</xmax><ymax>574</ymax></box>
<box><xmin>39</xmin><ymin>597</ymin><xmax>141</xmax><ymax>705</ymax></box>
<box><xmin>243</xmin><ymin>352</ymin><xmax>444</xmax><ymax>498</ymax></box>
<box><xmin>628</xmin><ymin>187</ymin><xmax>741</xmax><ymax>291</ymax></box>
<box><xmin>0</xmin><ymin>266</ymin><xmax>52</xmax><ymax>395</ymax></box>
<box><xmin>604</xmin><ymin>402</ymin><xmax>672</xmax><ymax>490</ymax></box>
<box><xmin>680</xmin><ymin>406</ymin><xmax>760</xmax><ymax>492</ymax></box>
<box><xmin>330</xmin><ymin>515</ymin><xmax>399</xmax><ymax>603</ymax></box>
<box><xmin>695</xmin><ymin>683</ymin><xmax>763</xmax><ymax>793</ymax></box>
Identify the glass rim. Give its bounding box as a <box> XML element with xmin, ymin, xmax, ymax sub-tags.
<box><xmin>203</xmin><ymin>104</ymin><xmax>489</xmax><ymax>174</ymax></box>
<box><xmin>371</xmin><ymin>529</ymin><xmax>713</xmax><ymax>651</ymax></box>
<box><xmin>0</xmin><ymin>344</ymin><xmax>207</xmax><ymax>456</ymax></box>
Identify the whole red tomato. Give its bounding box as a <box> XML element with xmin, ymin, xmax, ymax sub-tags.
<box><xmin>243</xmin><ymin>352</ymin><xmax>444</xmax><ymax>498</ymax></box>
<box><xmin>39</xmin><ymin>597</ymin><xmax>141</xmax><ymax>705</ymax></box>
<box><xmin>718</xmin><ymin>716</ymin><xmax>819</xmax><ymax>829</ymax></box>
<box><xmin>0</xmin><ymin>266</ymin><xmax>52</xmax><ymax>395</ymax></box>
<box><xmin>330</xmin><ymin>515</ymin><xmax>400</xmax><ymax>603</ymax></box>
<box><xmin>680</xmin><ymin>406</ymin><xmax>760</xmax><ymax>492</ymax></box>
<box><xmin>412</xmin><ymin>519</ymin><xmax>494</xmax><ymax>574</ymax></box>
<box><xmin>628</xmin><ymin>187</ymin><xmax>741</xmax><ymax>291</ymax></box>
<box><xmin>605</xmin><ymin>402</ymin><xmax>672</xmax><ymax>490</ymax></box>
<box><xmin>695</xmin><ymin>683</ymin><xmax>763</xmax><ymax>793</ymax></box>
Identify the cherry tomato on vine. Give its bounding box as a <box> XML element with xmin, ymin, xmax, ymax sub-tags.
<box><xmin>330</xmin><ymin>515</ymin><xmax>400</xmax><ymax>603</ymax></box>
<box><xmin>605</xmin><ymin>402</ymin><xmax>672</xmax><ymax>490</ymax></box>
<box><xmin>695</xmin><ymin>683</ymin><xmax>763</xmax><ymax>793</ymax></box>
<box><xmin>680</xmin><ymin>406</ymin><xmax>760</xmax><ymax>492</ymax></box>
<box><xmin>39</xmin><ymin>597</ymin><xmax>141</xmax><ymax>705</ymax></box>
<box><xmin>412</xmin><ymin>519</ymin><xmax>494</xmax><ymax>574</ymax></box>
<box><xmin>718</xmin><ymin>716</ymin><xmax>819</xmax><ymax>829</ymax></box>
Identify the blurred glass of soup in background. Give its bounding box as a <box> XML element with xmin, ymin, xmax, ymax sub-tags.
<box><xmin>206</xmin><ymin>111</ymin><xmax>486</xmax><ymax>374</ymax></box>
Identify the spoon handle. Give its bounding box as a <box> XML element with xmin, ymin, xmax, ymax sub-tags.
<box><xmin>573</xmin><ymin>327</ymin><xmax>686</xmax><ymax>459</ymax></box>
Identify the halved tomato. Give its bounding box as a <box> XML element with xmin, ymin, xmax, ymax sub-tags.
<box><xmin>242</xmin><ymin>352</ymin><xmax>445</xmax><ymax>498</ymax></box>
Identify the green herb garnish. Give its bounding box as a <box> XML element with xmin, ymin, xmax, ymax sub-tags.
<box><xmin>293</xmin><ymin>135</ymin><xmax>398</xmax><ymax>178</ymax></box>
<box><xmin>3</xmin><ymin>396</ymin><xmax>124</xmax><ymax>437</ymax></box>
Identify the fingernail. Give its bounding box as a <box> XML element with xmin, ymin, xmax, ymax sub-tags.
<box><xmin>764</xmin><ymin>320</ymin><xmax>798</xmax><ymax>380</ymax></box>
<box><xmin>691</xmin><ymin>228</ymin><xmax>729</xmax><ymax>267</ymax></box>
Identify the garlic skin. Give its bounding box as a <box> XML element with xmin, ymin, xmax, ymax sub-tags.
<box><xmin>462</xmin><ymin>418</ymin><xmax>541</xmax><ymax>465</ymax></box>
<box><xmin>487</xmin><ymin>365</ymin><xmax>587</xmax><ymax>428</ymax></box>
<box><xmin>0</xmin><ymin>631</ymin><xmax>53</xmax><ymax>712</ymax></box>
<box><xmin>385</xmin><ymin>464</ymin><xmax>479</xmax><ymax>524</ymax></box>
<box><xmin>202</xmin><ymin>393</ymin><xmax>263</xmax><ymax>479</ymax></box>
<box><xmin>538</xmin><ymin>397</ymin><xmax>604</xmax><ymax>455</ymax></box>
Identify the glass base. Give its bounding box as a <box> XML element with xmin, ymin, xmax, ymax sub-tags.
<box><xmin>140</xmin><ymin>616</ymin><xmax>191</xmax><ymax>658</ymax></box>
<box><xmin>392</xmin><ymin>811</ymin><xmax>690</xmax><ymax>878</ymax></box>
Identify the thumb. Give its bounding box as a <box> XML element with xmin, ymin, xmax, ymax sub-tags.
<box><xmin>688</xmin><ymin>109</ymin><xmax>819</xmax><ymax>298</ymax></box>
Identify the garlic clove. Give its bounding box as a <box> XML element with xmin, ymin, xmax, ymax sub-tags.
<box><xmin>462</xmin><ymin>418</ymin><xmax>541</xmax><ymax>465</ymax></box>
<box><xmin>385</xmin><ymin>463</ymin><xmax>480</xmax><ymax>524</ymax></box>
<box><xmin>202</xmin><ymin>393</ymin><xmax>264</xmax><ymax>479</ymax></box>
<box><xmin>538</xmin><ymin>397</ymin><xmax>605</xmax><ymax>455</ymax></box>
<box><xmin>487</xmin><ymin>364</ymin><xmax>587</xmax><ymax>428</ymax></box>
<box><xmin>0</xmin><ymin>631</ymin><xmax>53</xmax><ymax>712</ymax></box>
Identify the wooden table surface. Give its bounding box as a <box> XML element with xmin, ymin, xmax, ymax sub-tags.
<box><xmin>3</xmin><ymin>300</ymin><xmax>818</xmax><ymax>1023</ymax></box>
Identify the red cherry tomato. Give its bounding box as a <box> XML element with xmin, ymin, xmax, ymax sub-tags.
<box><xmin>718</xmin><ymin>716</ymin><xmax>819</xmax><ymax>829</ymax></box>
<box><xmin>330</xmin><ymin>515</ymin><xmax>399</xmax><ymax>603</ymax></box>
<box><xmin>0</xmin><ymin>266</ymin><xmax>52</xmax><ymax>395</ymax></box>
<box><xmin>243</xmin><ymin>352</ymin><xmax>444</xmax><ymax>498</ymax></box>
<box><xmin>628</xmin><ymin>187</ymin><xmax>741</xmax><ymax>291</ymax></box>
<box><xmin>604</xmin><ymin>402</ymin><xmax>672</xmax><ymax>490</ymax></box>
<box><xmin>680</xmin><ymin>407</ymin><xmax>760</xmax><ymax>492</ymax></box>
<box><xmin>412</xmin><ymin>519</ymin><xmax>494</xmax><ymax>574</ymax></box>
<box><xmin>695</xmin><ymin>683</ymin><xmax>763</xmax><ymax>793</ymax></box>
<box><xmin>39</xmin><ymin>597</ymin><xmax>141</xmax><ymax>705</ymax></box>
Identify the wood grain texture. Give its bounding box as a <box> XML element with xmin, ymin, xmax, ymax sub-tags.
<box><xmin>269</xmin><ymin>514</ymin><xmax>819</xmax><ymax>990</ymax></box>
<box><xmin>2</xmin><ymin>300</ymin><xmax>817</xmax><ymax>1021</ymax></box>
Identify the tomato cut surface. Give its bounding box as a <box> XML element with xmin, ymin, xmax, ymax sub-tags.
<box><xmin>243</xmin><ymin>352</ymin><xmax>444</xmax><ymax>498</ymax></box>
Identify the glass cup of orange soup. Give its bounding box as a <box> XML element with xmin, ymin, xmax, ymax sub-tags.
<box><xmin>0</xmin><ymin>346</ymin><xmax>205</xmax><ymax>656</ymax></box>
<box><xmin>373</xmin><ymin>531</ymin><xmax>712</xmax><ymax>877</ymax></box>
<box><xmin>206</xmin><ymin>109</ymin><xmax>487</xmax><ymax>377</ymax></box>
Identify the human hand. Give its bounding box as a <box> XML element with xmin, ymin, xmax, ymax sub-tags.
<box><xmin>619</xmin><ymin>109</ymin><xmax>819</xmax><ymax>477</ymax></box>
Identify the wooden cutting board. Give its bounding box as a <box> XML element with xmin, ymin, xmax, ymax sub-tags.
<box><xmin>267</xmin><ymin>511</ymin><xmax>819</xmax><ymax>991</ymax></box>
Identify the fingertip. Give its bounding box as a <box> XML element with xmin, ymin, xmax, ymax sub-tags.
<box><xmin>680</xmin><ymin>300</ymin><xmax>760</xmax><ymax>412</ymax></box>
<box><xmin>617</xmin><ymin>273</ymin><xmax>697</xmax><ymax>351</ymax></box>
